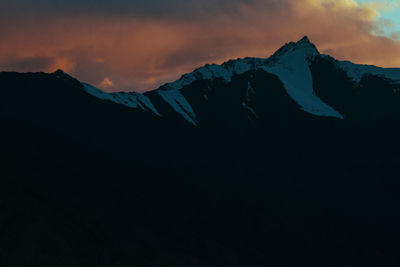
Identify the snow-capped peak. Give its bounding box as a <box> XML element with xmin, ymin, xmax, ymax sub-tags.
<box><xmin>158</xmin><ymin>36</ymin><xmax>320</xmax><ymax>94</ymax></box>
<box><xmin>155</xmin><ymin>36</ymin><xmax>342</xmax><ymax>121</ymax></box>
<box><xmin>261</xmin><ymin>37</ymin><xmax>343</xmax><ymax>119</ymax></box>
<box><xmin>270</xmin><ymin>36</ymin><xmax>319</xmax><ymax>61</ymax></box>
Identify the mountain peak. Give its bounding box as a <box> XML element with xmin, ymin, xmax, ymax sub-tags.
<box><xmin>271</xmin><ymin>36</ymin><xmax>319</xmax><ymax>60</ymax></box>
<box><xmin>54</xmin><ymin>69</ymin><xmax>67</xmax><ymax>75</ymax></box>
<box><xmin>52</xmin><ymin>69</ymin><xmax>72</xmax><ymax>79</ymax></box>
<box><xmin>298</xmin><ymin>35</ymin><xmax>311</xmax><ymax>44</ymax></box>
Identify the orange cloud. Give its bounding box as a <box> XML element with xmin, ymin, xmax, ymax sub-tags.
<box><xmin>99</xmin><ymin>77</ymin><xmax>114</xmax><ymax>88</ymax></box>
<box><xmin>0</xmin><ymin>0</ymin><xmax>399</xmax><ymax>92</ymax></box>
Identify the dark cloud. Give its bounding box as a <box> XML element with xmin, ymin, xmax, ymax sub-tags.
<box><xmin>2</xmin><ymin>0</ymin><xmax>282</xmax><ymax>20</ymax></box>
<box><xmin>0</xmin><ymin>56</ymin><xmax>56</xmax><ymax>73</ymax></box>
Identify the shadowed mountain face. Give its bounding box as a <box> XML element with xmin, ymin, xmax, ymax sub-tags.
<box><xmin>2</xmin><ymin>37</ymin><xmax>400</xmax><ymax>266</ymax></box>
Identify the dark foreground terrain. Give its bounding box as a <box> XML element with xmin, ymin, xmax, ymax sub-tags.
<box><xmin>2</xmin><ymin>38</ymin><xmax>400</xmax><ymax>266</ymax></box>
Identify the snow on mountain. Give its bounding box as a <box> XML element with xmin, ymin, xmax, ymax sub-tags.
<box><xmin>82</xmin><ymin>83</ymin><xmax>160</xmax><ymax>116</ymax></box>
<box><xmin>157</xmin><ymin>36</ymin><xmax>343</xmax><ymax>121</ymax></box>
<box><xmin>335</xmin><ymin>60</ymin><xmax>400</xmax><ymax>83</ymax></box>
<box><xmin>80</xmin><ymin>36</ymin><xmax>400</xmax><ymax>124</ymax></box>
<box><xmin>161</xmin><ymin>58</ymin><xmax>268</xmax><ymax>92</ymax></box>
<box><xmin>157</xmin><ymin>89</ymin><xmax>197</xmax><ymax>125</ymax></box>
<box><xmin>154</xmin><ymin>57</ymin><xmax>268</xmax><ymax>125</ymax></box>
<box><xmin>261</xmin><ymin>37</ymin><xmax>344</xmax><ymax>119</ymax></box>
<box><xmin>242</xmin><ymin>82</ymin><xmax>258</xmax><ymax>119</ymax></box>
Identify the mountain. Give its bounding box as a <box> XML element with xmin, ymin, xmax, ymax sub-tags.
<box><xmin>83</xmin><ymin>36</ymin><xmax>400</xmax><ymax>127</ymax></box>
<box><xmin>2</xmin><ymin>37</ymin><xmax>400</xmax><ymax>266</ymax></box>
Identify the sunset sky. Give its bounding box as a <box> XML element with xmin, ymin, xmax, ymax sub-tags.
<box><xmin>1</xmin><ymin>0</ymin><xmax>400</xmax><ymax>92</ymax></box>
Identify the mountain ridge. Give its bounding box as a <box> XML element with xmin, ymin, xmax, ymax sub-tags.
<box><xmin>4</xmin><ymin>36</ymin><xmax>400</xmax><ymax>127</ymax></box>
<box><xmin>77</xmin><ymin>36</ymin><xmax>400</xmax><ymax>125</ymax></box>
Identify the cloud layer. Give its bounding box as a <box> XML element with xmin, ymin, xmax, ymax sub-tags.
<box><xmin>1</xmin><ymin>0</ymin><xmax>400</xmax><ymax>92</ymax></box>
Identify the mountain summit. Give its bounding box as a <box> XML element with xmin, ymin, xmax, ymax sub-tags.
<box><xmin>271</xmin><ymin>35</ymin><xmax>319</xmax><ymax>59</ymax></box>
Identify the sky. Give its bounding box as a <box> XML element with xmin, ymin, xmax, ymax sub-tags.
<box><xmin>1</xmin><ymin>0</ymin><xmax>400</xmax><ymax>92</ymax></box>
<box><xmin>355</xmin><ymin>0</ymin><xmax>400</xmax><ymax>36</ymax></box>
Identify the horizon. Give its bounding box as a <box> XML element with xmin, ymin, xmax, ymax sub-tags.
<box><xmin>1</xmin><ymin>0</ymin><xmax>400</xmax><ymax>92</ymax></box>
<box><xmin>42</xmin><ymin>35</ymin><xmax>397</xmax><ymax>94</ymax></box>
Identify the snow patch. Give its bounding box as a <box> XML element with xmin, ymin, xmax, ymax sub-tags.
<box><xmin>157</xmin><ymin>89</ymin><xmax>197</xmax><ymax>125</ymax></box>
<box><xmin>156</xmin><ymin>59</ymin><xmax>268</xmax><ymax>124</ymax></box>
<box><xmin>245</xmin><ymin>82</ymin><xmax>256</xmax><ymax>98</ymax></box>
<box><xmin>163</xmin><ymin>58</ymin><xmax>267</xmax><ymax>91</ymax></box>
<box><xmin>262</xmin><ymin>47</ymin><xmax>344</xmax><ymax>119</ymax></box>
<box><xmin>337</xmin><ymin>61</ymin><xmax>400</xmax><ymax>83</ymax></box>
<box><xmin>82</xmin><ymin>83</ymin><xmax>160</xmax><ymax>116</ymax></box>
<box><xmin>242</xmin><ymin>82</ymin><xmax>258</xmax><ymax>118</ymax></box>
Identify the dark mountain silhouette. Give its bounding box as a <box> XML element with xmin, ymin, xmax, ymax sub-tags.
<box><xmin>2</xmin><ymin>37</ymin><xmax>400</xmax><ymax>266</ymax></box>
